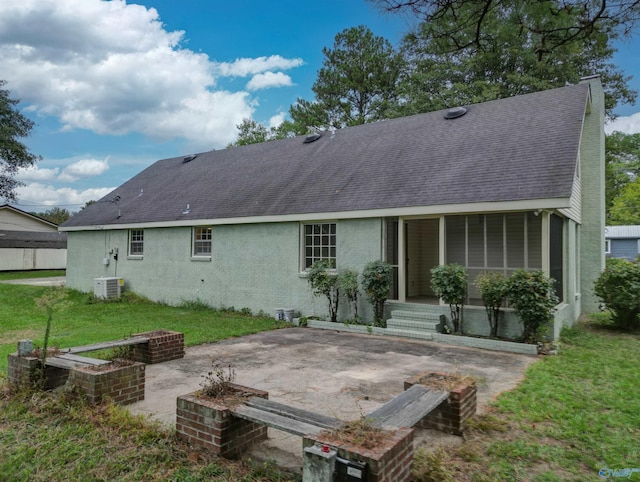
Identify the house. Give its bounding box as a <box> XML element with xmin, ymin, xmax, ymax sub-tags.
<box><xmin>0</xmin><ymin>204</ymin><xmax>67</xmax><ymax>271</ymax></box>
<box><xmin>605</xmin><ymin>225</ymin><xmax>640</xmax><ymax>262</ymax></box>
<box><xmin>60</xmin><ymin>77</ymin><xmax>605</xmax><ymax>340</ymax></box>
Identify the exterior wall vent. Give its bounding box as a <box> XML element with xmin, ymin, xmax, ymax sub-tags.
<box><xmin>94</xmin><ymin>277</ymin><xmax>123</xmax><ymax>299</ymax></box>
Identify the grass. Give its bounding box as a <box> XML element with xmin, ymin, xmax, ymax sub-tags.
<box><xmin>0</xmin><ymin>284</ymin><xmax>279</xmax><ymax>376</ymax></box>
<box><xmin>0</xmin><ymin>270</ymin><xmax>65</xmax><ymax>281</ymax></box>
<box><xmin>414</xmin><ymin>317</ymin><xmax>640</xmax><ymax>481</ymax></box>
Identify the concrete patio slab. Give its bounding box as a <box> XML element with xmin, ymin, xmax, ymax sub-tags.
<box><xmin>128</xmin><ymin>327</ymin><xmax>537</xmax><ymax>472</ymax></box>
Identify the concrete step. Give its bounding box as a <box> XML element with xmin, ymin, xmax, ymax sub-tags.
<box><xmin>386</xmin><ymin>318</ymin><xmax>439</xmax><ymax>332</ymax></box>
<box><xmin>390</xmin><ymin>310</ymin><xmax>443</xmax><ymax>323</ymax></box>
<box><xmin>382</xmin><ymin>328</ymin><xmax>434</xmax><ymax>341</ymax></box>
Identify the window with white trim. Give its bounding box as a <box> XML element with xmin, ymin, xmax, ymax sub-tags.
<box><xmin>129</xmin><ymin>229</ymin><xmax>144</xmax><ymax>256</ymax></box>
<box><xmin>193</xmin><ymin>226</ymin><xmax>212</xmax><ymax>256</ymax></box>
<box><xmin>303</xmin><ymin>223</ymin><xmax>336</xmax><ymax>269</ymax></box>
<box><xmin>605</xmin><ymin>239</ymin><xmax>611</xmax><ymax>254</ymax></box>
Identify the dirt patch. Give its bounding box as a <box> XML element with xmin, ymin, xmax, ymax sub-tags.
<box><xmin>0</xmin><ymin>329</ymin><xmax>41</xmax><ymax>346</ymax></box>
<box><xmin>319</xmin><ymin>418</ymin><xmax>393</xmax><ymax>450</ymax></box>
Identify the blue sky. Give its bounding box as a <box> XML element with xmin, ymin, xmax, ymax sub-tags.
<box><xmin>1</xmin><ymin>0</ymin><xmax>639</xmax><ymax>212</ymax></box>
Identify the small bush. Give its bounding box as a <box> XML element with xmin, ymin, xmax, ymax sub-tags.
<box><xmin>361</xmin><ymin>260</ymin><xmax>392</xmax><ymax>327</ymax></box>
<box><xmin>200</xmin><ymin>360</ymin><xmax>236</xmax><ymax>398</ymax></box>
<box><xmin>594</xmin><ymin>258</ymin><xmax>640</xmax><ymax>330</ymax></box>
<box><xmin>339</xmin><ymin>269</ymin><xmax>360</xmax><ymax>321</ymax></box>
<box><xmin>307</xmin><ymin>260</ymin><xmax>340</xmax><ymax>322</ymax></box>
<box><xmin>431</xmin><ymin>264</ymin><xmax>467</xmax><ymax>333</ymax></box>
<box><xmin>507</xmin><ymin>270</ymin><xmax>558</xmax><ymax>343</ymax></box>
<box><xmin>475</xmin><ymin>272</ymin><xmax>509</xmax><ymax>338</ymax></box>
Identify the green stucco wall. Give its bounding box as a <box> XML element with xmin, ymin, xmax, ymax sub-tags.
<box><xmin>579</xmin><ymin>77</ymin><xmax>606</xmax><ymax>313</ymax></box>
<box><xmin>66</xmin><ymin>218</ymin><xmax>383</xmax><ymax>321</ymax></box>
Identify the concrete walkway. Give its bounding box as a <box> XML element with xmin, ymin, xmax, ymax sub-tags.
<box><xmin>0</xmin><ymin>276</ymin><xmax>66</xmax><ymax>286</ymax></box>
<box><xmin>128</xmin><ymin>328</ymin><xmax>537</xmax><ymax>471</ymax></box>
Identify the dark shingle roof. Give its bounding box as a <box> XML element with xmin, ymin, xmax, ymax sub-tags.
<box><xmin>62</xmin><ymin>83</ymin><xmax>589</xmax><ymax>229</ymax></box>
<box><xmin>0</xmin><ymin>230</ymin><xmax>67</xmax><ymax>249</ymax></box>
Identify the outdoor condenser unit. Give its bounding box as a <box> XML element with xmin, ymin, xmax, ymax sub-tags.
<box><xmin>93</xmin><ymin>277</ymin><xmax>124</xmax><ymax>299</ymax></box>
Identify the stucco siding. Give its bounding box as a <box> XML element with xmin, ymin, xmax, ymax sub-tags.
<box><xmin>65</xmin><ymin>218</ymin><xmax>383</xmax><ymax>320</ymax></box>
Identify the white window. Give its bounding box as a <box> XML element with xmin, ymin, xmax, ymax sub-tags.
<box><xmin>193</xmin><ymin>227</ymin><xmax>212</xmax><ymax>256</ymax></box>
<box><xmin>303</xmin><ymin>223</ymin><xmax>336</xmax><ymax>269</ymax></box>
<box><xmin>605</xmin><ymin>239</ymin><xmax>611</xmax><ymax>254</ymax></box>
<box><xmin>129</xmin><ymin>229</ymin><xmax>144</xmax><ymax>256</ymax></box>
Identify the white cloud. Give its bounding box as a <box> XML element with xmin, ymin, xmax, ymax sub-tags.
<box><xmin>247</xmin><ymin>72</ymin><xmax>293</xmax><ymax>91</ymax></box>
<box><xmin>16</xmin><ymin>166</ymin><xmax>60</xmax><ymax>183</ymax></box>
<box><xmin>58</xmin><ymin>158</ymin><xmax>110</xmax><ymax>182</ymax></box>
<box><xmin>0</xmin><ymin>0</ymin><xmax>302</xmax><ymax>150</ymax></box>
<box><xmin>16</xmin><ymin>183</ymin><xmax>115</xmax><ymax>208</ymax></box>
<box><xmin>215</xmin><ymin>55</ymin><xmax>304</xmax><ymax>77</ymax></box>
<box><xmin>605</xmin><ymin>112</ymin><xmax>640</xmax><ymax>135</ymax></box>
<box><xmin>268</xmin><ymin>112</ymin><xmax>287</xmax><ymax>129</ymax></box>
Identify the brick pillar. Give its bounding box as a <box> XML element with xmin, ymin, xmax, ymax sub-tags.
<box><xmin>176</xmin><ymin>384</ymin><xmax>268</xmax><ymax>459</ymax></box>
<box><xmin>67</xmin><ymin>361</ymin><xmax>145</xmax><ymax>405</ymax></box>
<box><xmin>131</xmin><ymin>330</ymin><xmax>184</xmax><ymax>364</ymax></box>
<box><xmin>304</xmin><ymin>427</ymin><xmax>414</xmax><ymax>482</ymax></box>
<box><xmin>404</xmin><ymin>371</ymin><xmax>477</xmax><ymax>435</ymax></box>
<box><xmin>7</xmin><ymin>353</ymin><xmax>68</xmax><ymax>390</ymax></box>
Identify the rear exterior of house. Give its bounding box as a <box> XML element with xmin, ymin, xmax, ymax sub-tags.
<box><xmin>605</xmin><ymin>225</ymin><xmax>640</xmax><ymax>262</ymax></box>
<box><xmin>61</xmin><ymin>78</ymin><xmax>606</xmax><ymax>340</ymax></box>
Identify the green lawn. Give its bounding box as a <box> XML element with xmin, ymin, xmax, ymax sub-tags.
<box><xmin>1</xmin><ymin>282</ymin><xmax>639</xmax><ymax>481</ymax></box>
<box><xmin>0</xmin><ymin>284</ymin><xmax>279</xmax><ymax>376</ymax></box>
<box><xmin>0</xmin><ymin>270</ymin><xmax>65</xmax><ymax>281</ymax></box>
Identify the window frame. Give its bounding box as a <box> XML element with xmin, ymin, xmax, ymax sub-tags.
<box><xmin>605</xmin><ymin>239</ymin><xmax>611</xmax><ymax>254</ymax></box>
<box><xmin>128</xmin><ymin>229</ymin><xmax>144</xmax><ymax>257</ymax></box>
<box><xmin>192</xmin><ymin>226</ymin><xmax>213</xmax><ymax>258</ymax></box>
<box><xmin>301</xmin><ymin>222</ymin><xmax>337</xmax><ymax>270</ymax></box>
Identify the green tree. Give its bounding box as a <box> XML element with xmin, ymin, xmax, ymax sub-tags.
<box><xmin>507</xmin><ymin>270</ymin><xmax>558</xmax><ymax>343</ymax></box>
<box><xmin>475</xmin><ymin>272</ymin><xmax>509</xmax><ymax>338</ymax></box>
<box><xmin>606</xmin><ymin>131</ymin><xmax>640</xmax><ymax>220</ymax></box>
<box><xmin>306</xmin><ymin>259</ymin><xmax>340</xmax><ymax>322</ymax></box>
<box><xmin>1</xmin><ymin>80</ymin><xmax>41</xmax><ymax>202</ymax></box>
<box><xmin>609</xmin><ymin>178</ymin><xmax>640</xmax><ymax>224</ymax></box>
<box><xmin>430</xmin><ymin>263</ymin><xmax>467</xmax><ymax>334</ymax></box>
<box><xmin>372</xmin><ymin>1</ymin><xmax>640</xmax><ymax>60</ymax></box>
<box><xmin>361</xmin><ymin>260</ymin><xmax>392</xmax><ymax>327</ymax></box>
<box><xmin>383</xmin><ymin>1</ymin><xmax>635</xmax><ymax>117</ymax></box>
<box><xmin>594</xmin><ymin>258</ymin><xmax>640</xmax><ymax>330</ymax></box>
<box><xmin>339</xmin><ymin>269</ymin><xmax>360</xmax><ymax>321</ymax></box>
<box><xmin>291</xmin><ymin>25</ymin><xmax>403</xmax><ymax>130</ymax></box>
<box><xmin>227</xmin><ymin>118</ymin><xmax>301</xmax><ymax>147</ymax></box>
<box><xmin>34</xmin><ymin>207</ymin><xmax>71</xmax><ymax>225</ymax></box>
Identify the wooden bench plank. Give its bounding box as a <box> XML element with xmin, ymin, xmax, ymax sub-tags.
<box><xmin>368</xmin><ymin>385</ymin><xmax>449</xmax><ymax>429</ymax></box>
<box><xmin>65</xmin><ymin>336</ymin><xmax>149</xmax><ymax>354</ymax></box>
<box><xmin>244</xmin><ymin>397</ymin><xmax>341</xmax><ymax>430</ymax></box>
<box><xmin>232</xmin><ymin>404</ymin><xmax>327</xmax><ymax>437</ymax></box>
<box><xmin>56</xmin><ymin>353</ymin><xmax>111</xmax><ymax>366</ymax></box>
<box><xmin>45</xmin><ymin>357</ymin><xmax>91</xmax><ymax>370</ymax></box>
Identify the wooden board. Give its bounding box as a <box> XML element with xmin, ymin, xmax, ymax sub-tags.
<box><xmin>64</xmin><ymin>336</ymin><xmax>149</xmax><ymax>354</ymax></box>
<box><xmin>44</xmin><ymin>357</ymin><xmax>88</xmax><ymax>370</ymax></box>
<box><xmin>244</xmin><ymin>397</ymin><xmax>341</xmax><ymax>430</ymax></box>
<box><xmin>56</xmin><ymin>353</ymin><xmax>111</xmax><ymax>366</ymax></box>
<box><xmin>367</xmin><ymin>385</ymin><xmax>449</xmax><ymax>429</ymax></box>
<box><xmin>232</xmin><ymin>404</ymin><xmax>327</xmax><ymax>437</ymax></box>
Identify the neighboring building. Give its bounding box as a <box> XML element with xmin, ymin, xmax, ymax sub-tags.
<box><xmin>605</xmin><ymin>225</ymin><xmax>640</xmax><ymax>262</ymax></box>
<box><xmin>0</xmin><ymin>204</ymin><xmax>67</xmax><ymax>271</ymax></box>
<box><xmin>60</xmin><ymin>77</ymin><xmax>606</xmax><ymax>340</ymax></box>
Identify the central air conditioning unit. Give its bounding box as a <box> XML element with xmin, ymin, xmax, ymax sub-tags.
<box><xmin>94</xmin><ymin>277</ymin><xmax>124</xmax><ymax>299</ymax></box>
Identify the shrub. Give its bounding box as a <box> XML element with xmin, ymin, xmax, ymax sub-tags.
<box><xmin>339</xmin><ymin>269</ymin><xmax>359</xmax><ymax>321</ymax></box>
<box><xmin>475</xmin><ymin>272</ymin><xmax>509</xmax><ymax>338</ymax></box>
<box><xmin>507</xmin><ymin>270</ymin><xmax>558</xmax><ymax>343</ymax></box>
<box><xmin>361</xmin><ymin>260</ymin><xmax>392</xmax><ymax>327</ymax></box>
<box><xmin>200</xmin><ymin>360</ymin><xmax>236</xmax><ymax>398</ymax></box>
<box><xmin>307</xmin><ymin>259</ymin><xmax>340</xmax><ymax>322</ymax></box>
<box><xmin>594</xmin><ymin>258</ymin><xmax>640</xmax><ymax>330</ymax></box>
<box><xmin>431</xmin><ymin>264</ymin><xmax>467</xmax><ymax>333</ymax></box>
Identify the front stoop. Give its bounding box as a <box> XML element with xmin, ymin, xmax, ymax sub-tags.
<box><xmin>385</xmin><ymin>310</ymin><xmax>445</xmax><ymax>341</ymax></box>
